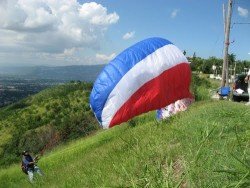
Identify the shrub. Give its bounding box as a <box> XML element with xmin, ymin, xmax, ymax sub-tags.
<box><xmin>191</xmin><ymin>73</ymin><xmax>212</xmax><ymax>101</ymax></box>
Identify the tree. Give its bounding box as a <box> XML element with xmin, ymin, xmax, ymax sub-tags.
<box><xmin>228</xmin><ymin>53</ymin><xmax>236</xmax><ymax>65</ymax></box>
<box><xmin>228</xmin><ymin>53</ymin><xmax>236</xmax><ymax>77</ymax></box>
<box><xmin>193</xmin><ymin>52</ymin><xmax>197</xmax><ymax>60</ymax></box>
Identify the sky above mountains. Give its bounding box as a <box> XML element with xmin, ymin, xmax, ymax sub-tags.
<box><xmin>0</xmin><ymin>0</ymin><xmax>249</xmax><ymax>66</ymax></box>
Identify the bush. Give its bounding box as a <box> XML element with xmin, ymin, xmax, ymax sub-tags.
<box><xmin>191</xmin><ymin>74</ymin><xmax>212</xmax><ymax>101</ymax></box>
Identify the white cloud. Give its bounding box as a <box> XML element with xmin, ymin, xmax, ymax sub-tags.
<box><xmin>122</xmin><ymin>31</ymin><xmax>135</xmax><ymax>40</ymax></box>
<box><xmin>39</xmin><ymin>49</ymin><xmax>79</xmax><ymax>62</ymax></box>
<box><xmin>171</xmin><ymin>9</ymin><xmax>179</xmax><ymax>18</ymax></box>
<box><xmin>79</xmin><ymin>2</ymin><xmax>119</xmax><ymax>25</ymax></box>
<box><xmin>63</xmin><ymin>48</ymin><xmax>77</xmax><ymax>56</ymax></box>
<box><xmin>238</xmin><ymin>6</ymin><xmax>248</xmax><ymax>18</ymax></box>
<box><xmin>0</xmin><ymin>0</ymin><xmax>119</xmax><ymax>65</ymax></box>
<box><xmin>96</xmin><ymin>53</ymin><xmax>116</xmax><ymax>62</ymax></box>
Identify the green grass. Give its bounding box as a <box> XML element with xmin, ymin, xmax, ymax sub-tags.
<box><xmin>0</xmin><ymin>82</ymin><xmax>98</xmax><ymax>166</ymax></box>
<box><xmin>0</xmin><ymin>101</ymin><xmax>249</xmax><ymax>187</ymax></box>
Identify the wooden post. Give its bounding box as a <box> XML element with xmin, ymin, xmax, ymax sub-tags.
<box><xmin>223</xmin><ymin>4</ymin><xmax>226</xmax><ymax>34</ymax></box>
<box><xmin>221</xmin><ymin>0</ymin><xmax>233</xmax><ymax>87</ymax></box>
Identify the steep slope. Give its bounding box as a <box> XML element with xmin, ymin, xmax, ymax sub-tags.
<box><xmin>0</xmin><ymin>82</ymin><xmax>99</xmax><ymax>166</ymax></box>
<box><xmin>0</xmin><ymin>101</ymin><xmax>249</xmax><ymax>187</ymax></box>
<box><xmin>0</xmin><ymin>73</ymin><xmax>213</xmax><ymax>167</ymax></box>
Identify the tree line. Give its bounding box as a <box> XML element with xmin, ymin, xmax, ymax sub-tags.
<box><xmin>187</xmin><ymin>53</ymin><xmax>250</xmax><ymax>75</ymax></box>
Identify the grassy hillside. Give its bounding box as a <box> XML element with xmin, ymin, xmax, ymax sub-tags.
<box><xmin>0</xmin><ymin>101</ymin><xmax>249</xmax><ymax>187</ymax></box>
<box><xmin>0</xmin><ymin>73</ymin><xmax>211</xmax><ymax>167</ymax></box>
<box><xmin>0</xmin><ymin>82</ymin><xmax>99</xmax><ymax>166</ymax></box>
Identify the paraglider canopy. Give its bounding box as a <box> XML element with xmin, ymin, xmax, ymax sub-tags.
<box><xmin>90</xmin><ymin>37</ymin><xmax>193</xmax><ymax>129</ymax></box>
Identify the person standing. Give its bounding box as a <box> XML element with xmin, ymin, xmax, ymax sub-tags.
<box><xmin>245</xmin><ymin>69</ymin><xmax>250</xmax><ymax>105</ymax></box>
<box><xmin>21</xmin><ymin>150</ymin><xmax>44</xmax><ymax>183</ymax></box>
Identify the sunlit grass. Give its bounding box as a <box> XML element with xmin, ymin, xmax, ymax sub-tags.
<box><xmin>0</xmin><ymin>101</ymin><xmax>249</xmax><ymax>187</ymax></box>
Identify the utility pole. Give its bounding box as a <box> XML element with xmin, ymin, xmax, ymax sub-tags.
<box><xmin>221</xmin><ymin>0</ymin><xmax>233</xmax><ymax>87</ymax></box>
<box><xmin>223</xmin><ymin>4</ymin><xmax>226</xmax><ymax>34</ymax></box>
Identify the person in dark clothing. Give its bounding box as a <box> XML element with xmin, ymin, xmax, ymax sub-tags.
<box><xmin>21</xmin><ymin>150</ymin><xmax>43</xmax><ymax>183</ymax></box>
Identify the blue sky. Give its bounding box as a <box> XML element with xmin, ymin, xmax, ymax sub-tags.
<box><xmin>94</xmin><ymin>0</ymin><xmax>250</xmax><ymax>60</ymax></box>
<box><xmin>0</xmin><ymin>0</ymin><xmax>249</xmax><ymax>66</ymax></box>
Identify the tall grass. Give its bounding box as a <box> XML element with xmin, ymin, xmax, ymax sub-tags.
<box><xmin>191</xmin><ymin>73</ymin><xmax>218</xmax><ymax>101</ymax></box>
<box><xmin>0</xmin><ymin>101</ymin><xmax>249</xmax><ymax>187</ymax></box>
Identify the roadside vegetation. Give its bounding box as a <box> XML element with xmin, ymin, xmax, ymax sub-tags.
<box><xmin>189</xmin><ymin>53</ymin><xmax>250</xmax><ymax>75</ymax></box>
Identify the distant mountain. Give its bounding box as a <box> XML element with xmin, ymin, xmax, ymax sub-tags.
<box><xmin>0</xmin><ymin>65</ymin><xmax>105</xmax><ymax>82</ymax></box>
